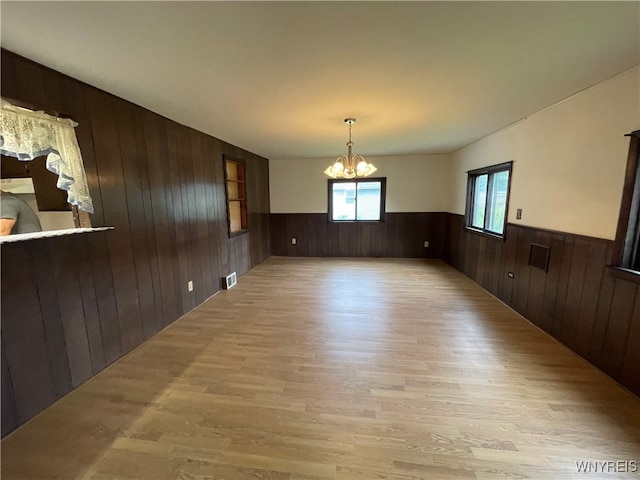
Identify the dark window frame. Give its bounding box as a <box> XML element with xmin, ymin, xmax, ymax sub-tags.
<box><xmin>465</xmin><ymin>161</ymin><xmax>513</xmax><ymax>240</ymax></box>
<box><xmin>611</xmin><ymin>130</ymin><xmax>640</xmax><ymax>282</ymax></box>
<box><xmin>328</xmin><ymin>177</ymin><xmax>387</xmax><ymax>223</ymax></box>
<box><xmin>223</xmin><ymin>155</ymin><xmax>249</xmax><ymax>238</ymax></box>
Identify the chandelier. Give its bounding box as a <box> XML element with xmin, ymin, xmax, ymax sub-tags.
<box><xmin>324</xmin><ymin>118</ymin><xmax>377</xmax><ymax>179</ymax></box>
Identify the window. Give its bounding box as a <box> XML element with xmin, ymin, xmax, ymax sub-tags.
<box><xmin>465</xmin><ymin>161</ymin><xmax>512</xmax><ymax>238</ymax></box>
<box><xmin>329</xmin><ymin>178</ymin><xmax>386</xmax><ymax>222</ymax></box>
<box><xmin>613</xmin><ymin>130</ymin><xmax>640</xmax><ymax>275</ymax></box>
<box><xmin>224</xmin><ymin>157</ymin><xmax>248</xmax><ymax>236</ymax></box>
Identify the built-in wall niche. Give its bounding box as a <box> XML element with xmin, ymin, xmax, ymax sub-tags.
<box><xmin>224</xmin><ymin>156</ymin><xmax>248</xmax><ymax>236</ymax></box>
<box><xmin>1</xmin><ymin>154</ymin><xmax>76</xmax><ymax>231</ymax></box>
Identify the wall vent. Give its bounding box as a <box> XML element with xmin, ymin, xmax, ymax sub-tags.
<box><xmin>529</xmin><ymin>243</ymin><xmax>550</xmax><ymax>272</ymax></box>
<box><xmin>222</xmin><ymin>272</ymin><xmax>237</xmax><ymax>289</ymax></box>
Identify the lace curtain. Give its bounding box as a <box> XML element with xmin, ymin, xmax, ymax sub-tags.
<box><xmin>0</xmin><ymin>99</ymin><xmax>94</xmax><ymax>213</ymax></box>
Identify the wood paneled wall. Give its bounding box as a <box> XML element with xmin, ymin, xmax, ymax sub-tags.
<box><xmin>0</xmin><ymin>50</ymin><xmax>271</xmax><ymax>436</ymax></box>
<box><xmin>271</xmin><ymin>213</ymin><xmax>446</xmax><ymax>258</ymax></box>
<box><xmin>444</xmin><ymin>213</ymin><xmax>640</xmax><ymax>397</ymax></box>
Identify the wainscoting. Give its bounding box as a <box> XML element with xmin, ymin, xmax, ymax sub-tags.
<box><xmin>271</xmin><ymin>212</ymin><xmax>446</xmax><ymax>258</ymax></box>
<box><xmin>444</xmin><ymin>213</ymin><xmax>640</xmax><ymax>397</ymax></box>
<box><xmin>1</xmin><ymin>50</ymin><xmax>271</xmax><ymax>436</ymax></box>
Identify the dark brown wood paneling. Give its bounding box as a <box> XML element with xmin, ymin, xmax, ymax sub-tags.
<box><xmin>512</xmin><ymin>227</ymin><xmax>535</xmax><ymax>316</ymax></box>
<box><xmin>89</xmin><ymin>232</ymin><xmax>122</xmax><ymax>365</ymax></box>
<box><xmin>140</xmin><ymin>108</ymin><xmax>180</xmax><ymax>327</ymax></box>
<box><xmin>209</xmin><ymin>137</ymin><xmax>229</xmax><ymax>279</ymax></box>
<box><xmin>28</xmin><ymin>239</ymin><xmax>73</xmax><ymax>397</ymax></box>
<box><xmin>1</xmin><ymin>48</ymin><xmax>271</xmax><ymax>437</ymax></box>
<box><xmin>475</xmin><ymin>235</ymin><xmax>487</xmax><ymax>288</ymax></box>
<box><xmin>490</xmin><ymin>235</ymin><xmax>505</xmax><ymax>297</ymax></box>
<box><xmin>499</xmin><ymin>225</ymin><xmax>518</xmax><ymax>304</ymax></box>
<box><xmin>444</xmin><ymin>213</ymin><xmax>640</xmax><ymax>398</ymax></box>
<box><xmin>86</xmin><ymin>88</ymin><xmax>145</xmax><ymax>355</ymax></box>
<box><xmin>179</xmin><ymin>125</ymin><xmax>199</xmax><ymax>310</ymax></box>
<box><xmin>1</xmin><ymin>343</ymin><xmax>18</xmax><ymax>437</ymax></box>
<box><xmin>463</xmin><ymin>227</ymin><xmax>478</xmax><ymax>281</ymax></box>
<box><xmin>247</xmin><ymin>154</ymin><xmax>271</xmax><ymax>267</ymax></box>
<box><xmin>539</xmin><ymin>234</ymin><xmax>565</xmax><ymax>334</ymax></box>
<box><xmin>200</xmin><ymin>135</ymin><xmax>218</xmax><ymax>285</ymax></box>
<box><xmin>48</xmin><ymin>236</ymin><xmax>93</xmax><ymax>387</ymax></box>
<box><xmin>39</xmin><ymin>59</ymin><xmax>65</xmax><ymax>112</ymax></box>
<box><xmin>165</xmin><ymin>120</ymin><xmax>191</xmax><ymax>313</ymax></box>
<box><xmin>601</xmin><ymin>278</ymin><xmax>637</xmax><ymax>380</ymax></box>
<box><xmin>480</xmin><ymin>236</ymin><xmax>494</xmax><ymax>293</ymax></box>
<box><xmin>560</xmin><ymin>239</ymin><xmax>590</xmax><ymax>349</ymax></box>
<box><xmin>113</xmin><ymin>99</ymin><xmax>157</xmax><ymax>339</ymax></box>
<box><xmin>551</xmin><ymin>237</ymin><xmax>574</xmax><ymax>340</ymax></box>
<box><xmin>589</xmin><ymin>270</ymin><xmax>616</xmax><ymax>369</ymax></box>
<box><xmin>76</xmin><ymin>234</ymin><xmax>107</xmax><ymax>373</ymax></box>
<box><xmin>0</xmin><ymin>49</ymin><xmax>18</xmax><ymax>96</ymax></box>
<box><xmin>445</xmin><ymin>213</ymin><xmax>465</xmax><ymax>273</ymax></box>
<box><xmin>573</xmin><ymin>242</ymin><xmax>609</xmax><ymax>358</ymax></box>
<box><xmin>270</xmin><ymin>212</ymin><xmax>447</xmax><ymax>258</ymax></box>
<box><xmin>189</xmin><ymin>130</ymin><xmax>211</xmax><ymax>304</ymax></box>
<box><xmin>0</xmin><ymin>242</ymin><xmax>56</xmax><ymax>423</ymax></box>
<box><xmin>620</xmin><ymin>288</ymin><xmax>640</xmax><ymax>394</ymax></box>
<box><xmin>13</xmin><ymin>54</ymin><xmax>48</xmax><ymax>108</ymax></box>
<box><xmin>525</xmin><ymin>232</ymin><xmax>551</xmax><ymax>328</ymax></box>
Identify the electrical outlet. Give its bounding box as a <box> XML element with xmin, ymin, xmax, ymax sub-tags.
<box><xmin>424</xmin><ymin>241</ymin><xmax>429</xmax><ymax>248</ymax></box>
<box><xmin>291</xmin><ymin>237</ymin><xmax>297</xmax><ymax>245</ymax></box>
<box><xmin>188</xmin><ymin>280</ymin><xmax>194</xmax><ymax>291</ymax></box>
<box><xmin>507</xmin><ymin>272</ymin><xmax>514</xmax><ymax>279</ymax></box>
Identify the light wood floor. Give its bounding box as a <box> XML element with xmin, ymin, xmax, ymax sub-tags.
<box><xmin>2</xmin><ymin>257</ymin><xmax>639</xmax><ymax>479</ymax></box>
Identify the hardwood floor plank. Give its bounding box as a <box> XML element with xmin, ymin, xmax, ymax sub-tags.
<box><xmin>2</xmin><ymin>257</ymin><xmax>639</xmax><ymax>480</ymax></box>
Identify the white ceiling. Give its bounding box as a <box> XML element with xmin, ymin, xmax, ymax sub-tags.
<box><xmin>1</xmin><ymin>1</ymin><xmax>639</xmax><ymax>160</ymax></box>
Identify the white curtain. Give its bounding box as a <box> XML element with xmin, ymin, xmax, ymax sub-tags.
<box><xmin>0</xmin><ymin>99</ymin><xmax>94</xmax><ymax>213</ymax></box>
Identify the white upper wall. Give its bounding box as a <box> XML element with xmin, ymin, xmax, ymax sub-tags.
<box><xmin>450</xmin><ymin>67</ymin><xmax>640</xmax><ymax>240</ymax></box>
<box><xmin>270</xmin><ymin>154</ymin><xmax>452</xmax><ymax>213</ymax></box>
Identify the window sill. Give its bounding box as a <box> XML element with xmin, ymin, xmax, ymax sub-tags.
<box><xmin>464</xmin><ymin>226</ymin><xmax>505</xmax><ymax>241</ymax></box>
<box><xmin>328</xmin><ymin>220</ymin><xmax>385</xmax><ymax>224</ymax></box>
<box><xmin>607</xmin><ymin>266</ymin><xmax>640</xmax><ymax>284</ymax></box>
<box><xmin>0</xmin><ymin>226</ymin><xmax>114</xmax><ymax>244</ymax></box>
